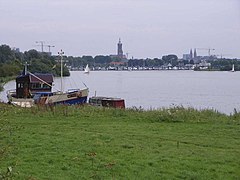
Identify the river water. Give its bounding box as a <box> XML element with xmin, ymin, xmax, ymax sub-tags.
<box><xmin>1</xmin><ymin>70</ymin><xmax>240</xmax><ymax>114</ymax></box>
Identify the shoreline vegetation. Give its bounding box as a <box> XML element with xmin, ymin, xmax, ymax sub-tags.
<box><xmin>0</xmin><ymin>104</ymin><xmax>239</xmax><ymax>179</ymax></box>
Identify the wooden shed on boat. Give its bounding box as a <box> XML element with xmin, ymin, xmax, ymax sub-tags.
<box><xmin>16</xmin><ymin>73</ymin><xmax>53</xmax><ymax>98</ymax></box>
<box><xmin>89</xmin><ymin>96</ymin><xmax>125</xmax><ymax>109</ymax></box>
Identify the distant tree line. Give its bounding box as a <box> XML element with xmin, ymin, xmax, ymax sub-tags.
<box><xmin>66</xmin><ymin>55</ymin><xmax>114</xmax><ymax>68</ymax></box>
<box><xmin>78</xmin><ymin>54</ymin><xmax>196</xmax><ymax>69</ymax></box>
<box><xmin>128</xmin><ymin>55</ymin><xmax>179</xmax><ymax>67</ymax></box>
<box><xmin>210</xmin><ymin>59</ymin><xmax>240</xmax><ymax>71</ymax></box>
<box><xmin>65</xmin><ymin>54</ymin><xmax>181</xmax><ymax>68</ymax></box>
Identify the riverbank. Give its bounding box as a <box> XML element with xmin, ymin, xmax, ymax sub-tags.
<box><xmin>1</xmin><ymin>104</ymin><xmax>239</xmax><ymax>179</ymax></box>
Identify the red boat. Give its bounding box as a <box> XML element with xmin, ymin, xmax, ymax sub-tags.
<box><xmin>89</xmin><ymin>96</ymin><xmax>125</xmax><ymax>109</ymax></box>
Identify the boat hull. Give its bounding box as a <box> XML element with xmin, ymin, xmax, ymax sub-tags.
<box><xmin>7</xmin><ymin>90</ymin><xmax>34</xmax><ymax>107</ymax></box>
<box><xmin>89</xmin><ymin>96</ymin><xmax>125</xmax><ymax>108</ymax></box>
<box><xmin>53</xmin><ymin>96</ymin><xmax>87</xmax><ymax>105</ymax></box>
<box><xmin>42</xmin><ymin>88</ymin><xmax>89</xmax><ymax>105</ymax></box>
<box><xmin>8</xmin><ymin>89</ymin><xmax>89</xmax><ymax>107</ymax></box>
<box><xmin>8</xmin><ymin>97</ymin><xmax>34</xmax><ymax>107</ymax></box>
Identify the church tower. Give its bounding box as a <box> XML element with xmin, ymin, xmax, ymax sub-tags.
<box><xmin>117</xmin><ymin>38</ymin><xmax>123</xmax><ymax>58</ymax></box>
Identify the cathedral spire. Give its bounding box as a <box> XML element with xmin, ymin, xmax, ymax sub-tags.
<box><xmin>194</xmin><ymin>48</ymin><xmax>197</xmax><ymax>58</ymax></box>
<box><xmin>190</xmin><ymin>49</ymin><xmax>193</xmax><ymax>59</ymax></box>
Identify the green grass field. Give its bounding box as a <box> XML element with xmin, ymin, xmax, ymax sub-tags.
<box><xmin>0</xmin><ymin>104</ymin><xmax>240</xmax><ymax>179</ymax></box>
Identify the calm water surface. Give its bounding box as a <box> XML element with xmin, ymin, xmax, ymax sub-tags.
<box><xmin>1</xmin><ymin>71</ymin><xmax>240</xmax><ymax>114</ymax></box>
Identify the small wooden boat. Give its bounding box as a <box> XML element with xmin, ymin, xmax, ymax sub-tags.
<box><xmin>89</xmin><ymin>96</ymin><xmax>125</xmax><ymax>109</ymax></box>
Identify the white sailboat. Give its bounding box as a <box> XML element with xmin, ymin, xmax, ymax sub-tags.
<box><xmin>84</xmin><ymin>64</ymin><xmax>90</xmax><ymax>74</ymax></box>
<box><xmin>231</xmin><ymin>64</ymin><xmax>235</xmax><ymax>72</ymax></box>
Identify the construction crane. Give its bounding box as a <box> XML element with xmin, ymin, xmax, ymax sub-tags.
<box><xmin>46</xmin><ymin>45</ymin><xmax>55</xmax><ymax>54</ymax></box>
<box><xmin>36</xmin><ymin>41</ymin><xmax>45</xmax><ymax>52</ymax></box>
<box><xmin>197</xmin><ymin>48</ymin><xmax>215</xmax><ymax>56</ymax></box>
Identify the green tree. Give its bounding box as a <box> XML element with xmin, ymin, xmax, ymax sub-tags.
<box><xmin>0</xmin><ymin>45</ymin><xmax>15</xmax><ymax>63</ymax></box>
<box><xmin>82</xmin><ymin>56</ymin><xmax>94</xmax><ymax>66</ymax></box>
<box><xmin>94</xmin><ymin>55</ymin><xmax>112</xmax><ymax>64</ymax></box>
<box><xmin>162</xmin><ymin>54</ymin><xmax>178</xmax><ymax>66</ymax></box>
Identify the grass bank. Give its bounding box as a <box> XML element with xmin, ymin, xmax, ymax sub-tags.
<box><xmin>0</xmin><ymin>104</ymin><xmax>240</xmax><ymax>179</ymax></box>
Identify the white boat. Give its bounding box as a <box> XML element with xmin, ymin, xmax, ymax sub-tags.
<box><xmin>84</xmin><ymin>64</ymin><xmax>90</xmax><ymax>74</ymax></box>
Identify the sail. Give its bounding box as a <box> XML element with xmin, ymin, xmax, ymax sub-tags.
<box><xmin>232</xmin><ymin>64</ymin><xmax>235</xmax><ymax>72</ymax></box>
<box><xmin>84</xmin><ymin>64</ymin><xmax>90</xmax><ymax>74</ymax></box>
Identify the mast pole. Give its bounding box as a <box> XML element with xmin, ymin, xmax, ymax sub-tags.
<box><xmin>58</xmin><ymin>49</ymin><xmax>64</xmax><ymax>92</ymax></box>
<box><xmin>24</xmin><ymin>62</ymin><xmax>27</xmax><ymax>75</ymax></box>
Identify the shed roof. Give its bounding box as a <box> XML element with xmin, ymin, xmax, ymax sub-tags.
<box><xmin>17</xmin><ymin>73</ymin><xmax>54</xmax><ymax>83</ymax></box>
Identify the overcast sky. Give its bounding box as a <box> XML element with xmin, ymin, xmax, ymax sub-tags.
<box><xmin>0</xmin><ymin>0</ymin><xmax>239</xmax><ymax>59</ymax></box>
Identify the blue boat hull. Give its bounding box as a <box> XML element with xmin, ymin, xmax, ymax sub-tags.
<box><xmin>54</xmin><ymin>96</ymin><xmax>88</xmax><ymax>105</ymax></box>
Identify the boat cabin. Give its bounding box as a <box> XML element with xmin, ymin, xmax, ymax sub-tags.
<box><xmin>16</xmin><ymin>73</ymin><xmax>53</xmax><ymax>98</ymax></box>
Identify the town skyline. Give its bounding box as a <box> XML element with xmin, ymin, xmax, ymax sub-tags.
<box><xmin>0</xmin><ymin>0</ymin><xmax>239</xmax><ymax>59</ymax></box>
<box><xmin>5</xmin><ymin>39</ymin><xmax>238</xmax><ymax>61</ymax></box>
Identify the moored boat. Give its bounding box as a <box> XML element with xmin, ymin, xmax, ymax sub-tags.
<box><xmin>89</xmin><ymin>96</ymin><xmax>125</xmax><ymax>108</ymax></box>
<box><xmin>7</xmin><ymin>50</ymin><xmax>89</xmax><ymax>107</ymax></box>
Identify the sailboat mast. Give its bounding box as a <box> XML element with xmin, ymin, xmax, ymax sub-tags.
<box><xmin>24</xmin><ymin>62</ymin><xmax>27</xmax><ymax>75</ymax></box>
<box><xmin>58</xmin><ymin>49</ymin><xmax>64</xmax><ymax>92</ymax></box>
<box><xmin>24</xmin><ymin>62</ymin><xmax>30</xmax><ymax>75</ymax></box>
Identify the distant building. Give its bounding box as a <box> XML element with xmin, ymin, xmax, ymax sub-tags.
<box><xmin>117</xmin><ymin>38</ymin><xmax>124</xmax><ymax>58</ymax></box>
<box><xmin>183</xmin><ymin>54</ymin><xmax>191</xmax><ymax>60</ymax></box>
<box><xmin>183</xmin><ymin>48</ymin><xmax>198</xmax><ymax>62</ymax></box>
<box><xmin>110</xmin><ymin>38</ymin><xmax>126</xmax><ymax>60</ymax></box>
<box><xmin>197</xmin><ymin>60</ymin><xmax>211</xmax><ymax>69</ymax></box>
